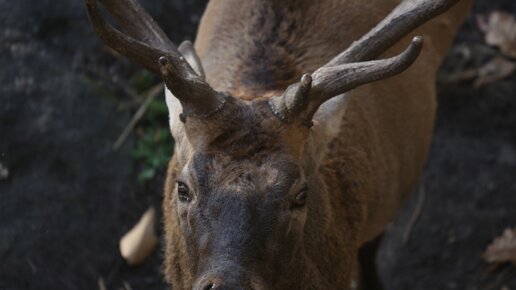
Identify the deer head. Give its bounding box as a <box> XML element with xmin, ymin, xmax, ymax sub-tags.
<box><xmin>85</xmin><ymin>0</ymin><xmax>459</xmax><ymax>288</ymax></box>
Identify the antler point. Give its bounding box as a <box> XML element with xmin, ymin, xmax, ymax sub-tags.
<box><xmin>412</xmin><ymin>36</ymin><xmax>423</xmax><ymax>45</ymax></box>
<box><xmin>300</xmin><ymin>73</ymin><xmax>312</xmax><ymax>86</ymax></box>
<box><xmin>158</xmin><ymin>56</ymin><xmax>169</xmax><ymax>66</ymax></box>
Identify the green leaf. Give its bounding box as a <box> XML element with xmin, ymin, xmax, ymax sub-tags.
<box><xmin>138</xmin><ymin>167</ymin><xmax>156</xmax><ymax>183</ymax></box>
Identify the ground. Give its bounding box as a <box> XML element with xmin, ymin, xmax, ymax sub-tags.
<box><xmin>0</xmin><ymin>1</ymin><xmax>515</xmax><ymax>290</ymax></box>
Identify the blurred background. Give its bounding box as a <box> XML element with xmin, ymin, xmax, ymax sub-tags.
<box><xmin>0</xmin><ymin>0</ymin><xmax>515</xmax><ymax>289</ymax></box>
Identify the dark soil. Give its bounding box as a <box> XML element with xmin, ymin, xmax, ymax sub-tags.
<box><xmin>0</xmin><ymin>1</ymin><xmax>205</xmax><ymax>289</ymax></box>
<box><xmin>379</xmin><ymin>2</ymin><xmax>516</xmax><ymax>290</ymax></box>
<box><xmin>0</xmin><ymin>1</ymin><xmax>515</xmax><ymax>290</ymax></box>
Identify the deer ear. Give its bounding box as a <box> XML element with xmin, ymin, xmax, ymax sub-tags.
<box><xmin>165</xmin><ymin>41</ymin><xmax>204</xmax><ymax>141</ymax></box>
<box><xmin>178</xmin><ymin>41</ymin><xmax>205</xmax><ymax>79</ymax></box>
<box><xmin>165</xmin><ymin>88</ymin><xmax>184</xmax><ymax>140</ymax></box>
<box><xmin>312</xmin><ymin>94</ymin><xmax>350</xmax><ymax>139</ymax></box>
<box><xmin>304</xmin><ymin>93</ymin><xmax>351</xmax><ymax>167</ymax></box>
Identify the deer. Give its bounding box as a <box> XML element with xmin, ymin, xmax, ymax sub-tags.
<box><xmin>84</xmin><ymin>0</ymin><xmax>473</xmax><ymax>289</ymax></box>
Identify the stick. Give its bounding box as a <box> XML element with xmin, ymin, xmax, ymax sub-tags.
<box><xmin>85</xmin><ymin>65</ymin><xmax>141</xmax><ymax>102</ymax></box>
<box><xmin>98</xmin><ymin>277</ymin><xmax>107</xmax><ymax>290</ymax></box>
<box><xmin>113</xmin><ymin>83</ymin><xmax>164</xmax><ymax>151</ymax></box>
<box><xmin>123</xmin><ymin>281</ymin><xmax>133</xmax><ymax>290</ymax></box>
<box><xmin>403</xmin><ymin>183</ymin><xmax>426</xmax><ymax>244</ymax></box>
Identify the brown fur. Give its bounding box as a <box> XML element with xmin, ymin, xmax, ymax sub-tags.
<box><xmin>163</xmin><ymin>0</ymin><xmax>474</xmax><ymax>289</ymax></box>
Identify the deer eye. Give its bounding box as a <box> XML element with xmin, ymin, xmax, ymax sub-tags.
<box><xmin>291</xmin><ymin>186</ymin><xmax>308</xmax><ymax>208</ymax></box>
<box><xmin>177</xmin><ymin>182</ymin><xmax>191</xmax><ymax>202</ymax></box>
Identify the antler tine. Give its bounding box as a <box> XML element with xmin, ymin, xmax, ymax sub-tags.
<box><xmin>307</xmin><ymin>36</ymin><xmax>423</xmax><ymax>117</ymax></box>
<box><xmin>99</xmin><ymin>0</ymin><xmax>176</xmax><ymax>52</ymax></box>
<box><xmin>271</xmin><ymin>37</ymin><xmax>423</xmax><ymax>124</ymax></box>
<box><xmin>271</xmin><ymin>0</ymin><xmax>459</xmax><ymax>124</ymax></box>
<box><xmin>327</xmin><ymin>0</ymin><xmax>459</xmax><ymax>65</ymax></box>
<box><xmin>85</xmin><ymin>0</ymin><xmax>170</xmax><ymax>75</ymax></box>
<box><xmin>84</xmin><ymin>0</ymin><xmax>226</xmax><ymax>117</ymax></box>
<box><xmin>269</xmin><ymin>74</ymin><xmax>312</xmax><ymax>123</ymax></box>
<box><xmin>159</xmin><ymin>56</ymin><xmax>226</xmax><ymax>117</ymax></box>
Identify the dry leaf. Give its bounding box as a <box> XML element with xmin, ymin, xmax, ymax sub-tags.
<box><xmin>119</xmin><ymin>207</ymin><xmax>158</xmax><ymax>265</ymax></box>
<box><xmin>473</xmin><ymin>57</ymin><xmax>516</xmax><ymax>87</ymax></box>
<box><xmin>483</xmin><ymin>227</ymin><xmax>516</xmax><ymax>265</ymax></box>
<box><xmin>439</xmin><ymin>56</ymin><xmax>516</xmax><ymax>87</ymax></box>
<box><xmin>477</xmin><ymin>12</ymin><xmax>516</xmax><ymax>58</ymax></box>
<box><xmin>439</xmin><ymin>68</ymin><xmax>478</xmax><ymax>84</ymax></box>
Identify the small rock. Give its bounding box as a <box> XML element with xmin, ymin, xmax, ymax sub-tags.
<box><xmin>0</xmin><ymin>162</ymin><xmax>9</xmax><ymax>180</ymax></box>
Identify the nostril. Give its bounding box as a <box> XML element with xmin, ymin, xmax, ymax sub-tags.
<box><xmin>198</xmin><ymin>278</ymin><xmax>262</xmax><ymax>290</ymax></box>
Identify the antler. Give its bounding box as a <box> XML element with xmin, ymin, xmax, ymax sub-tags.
<box><xmin>270</xmin><ymin>0</ymin><xmax>460</xmax><ymax>124</ymax></box>
<box><xmin>84</xmin><ymin>0</ymin><xmax>226</xmax><ymax>117</ymax></box>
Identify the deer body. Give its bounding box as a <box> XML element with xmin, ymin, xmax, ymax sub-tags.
<box><xmin>193</xmin><ymin>0</ymin><xmax>473</xmax><ymax>243</ymax></box>
<box><xmin>85</xmin><ymin>0</ymin><xmax>473</xmax><ymax>289</ymax></box>
<box><xmin>162</xmin><ymin>1</ymin><xmax>472</xmax><ymax>288</ymax></box>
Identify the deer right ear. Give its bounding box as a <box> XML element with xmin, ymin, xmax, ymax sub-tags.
<box><xmin>178</xmin><ymin>41</ymin><xmax>205</xmax><ymax>79</ymax></box>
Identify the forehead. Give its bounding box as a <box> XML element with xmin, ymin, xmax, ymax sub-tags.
<box><xmin>188</xmin><ymin>151</ymin><xmax>300</xmax><ymax>193</ymax></box>
<box><xmin>179</xmin><ymin>98</ymin><xmax>304</xmax><ymax>192</ymax></box>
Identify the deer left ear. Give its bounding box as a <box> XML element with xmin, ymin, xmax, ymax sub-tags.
<box><xmin>165</xmin><ymin>88</ymin><xmax>184</xmax><ymax>140</ymax></box>
<box><xmin>178</xmin><ymin>41</ymin><xmax>205</xmax><ymax>79</ymax></box>
<box><xmin>165</xmin><ymin>41</ymin><xmax>206</xmax><ymax>140</ymax></box>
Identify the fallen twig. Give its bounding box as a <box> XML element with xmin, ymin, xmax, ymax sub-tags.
<box><xmin>25</xmin><ymin>257</ymin><xmax>37</xmax><ymax>274</ymax></box>
<box><xmin>0</xmin><ymin>162</ymin><xmax>9</xmax><ymax>181</ymax></box>
<box><xmin>123</xmin><ymin>281</ymin><xmax>133</xmax><ymax>290</ymax></box>
<box><xmin>113</xmin><ymin>83</ymin><xmax>164</xmax><ymax>151</ymax></box>
<box><xmin>98</xmin><ymin>277</ymin><xmax>107</xmax><ymax>290</ymax></box>
<box><xmin>85</xmin><ymin>65</ymin><xmax>140</xmax><ymax>102</ymax></box>
<box><xmin>403</xmin><ymin>183</ymin><xmax>426</xmax><ymax>244</ymax></box>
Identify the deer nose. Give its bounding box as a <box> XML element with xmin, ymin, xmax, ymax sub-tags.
<box><xmin>195</xmin><ymin>275</ymin><xmax>263</xmax><ymax>290</ymax></box>
<box><xmin>201</xmin><ymin>283</ymin><xmax>246</xmax><ymax>290</ymax></box>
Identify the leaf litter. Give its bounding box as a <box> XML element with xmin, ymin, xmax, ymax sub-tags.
<box><xmin>440</xmin><ymin>11</ymin><xmax>516</xmax><ymax>87</ymax></box>
<box><xmin>484</xmin><ymin>227</ymin><xmax>516</xmax><ymax>266</ymax></box>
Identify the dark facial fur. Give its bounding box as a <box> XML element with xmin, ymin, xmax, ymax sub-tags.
<box><xmin>165</xmin><ymin>98</ymin><xmax>310</xmax><ymax>290</ymax></box>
